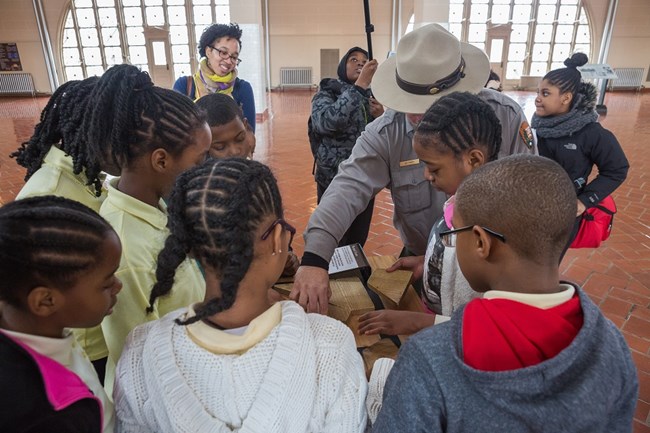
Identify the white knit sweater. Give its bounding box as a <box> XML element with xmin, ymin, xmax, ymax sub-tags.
<box><xmin>114</xmin><ymin>301</ymin><xmax>368</xmax><ymax>433</ymax></box>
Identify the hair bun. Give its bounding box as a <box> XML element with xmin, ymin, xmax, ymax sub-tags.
<box><xmin>564</xmin><ymin>53</ymin><xmax>588</xmax><ymax>69</ymax></box>
<box><xmin>133</xmin><ymin>71</ymin><xmax>154</xmax><ymax>91</ymax></box>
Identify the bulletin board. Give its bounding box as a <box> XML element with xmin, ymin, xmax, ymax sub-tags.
<box><xmin>0</xmin><ymin>43</ymin><xmax>23</xmax><ymax>72</ymax></box>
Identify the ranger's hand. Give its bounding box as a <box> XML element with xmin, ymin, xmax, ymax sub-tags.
<box><xmin>289</xmin><ymin>266</ymin><xmax>331</xmax><ymax>314</ymax></box>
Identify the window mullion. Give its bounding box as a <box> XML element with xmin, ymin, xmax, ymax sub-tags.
<box><xmin>138</xmin><ymin>0</ymin><xmax>146</xmax><ymax>28</ymax></box>
<box><xmin>523</xmin><ymin>0</ymin><xmax>540</xmax><ymax>77</ymax></box>
<box><xmin>569</xmin><ymin>0</ymin><xmax>583</xmax><ymax>56</ymax></box>
<box><xmin>91</xmin><ymin>0</ymin><xmax>109</xmax><ymax>71</ymax></box>
<box><xmin>461</xmin><ymin>0</ymin><xmax>471</xmax><ymax>43</ymax></box>
<box><xmin>69</xmin><ymin>1</ymin><xmax>88</xmax><ymax>78</ymax></box>
<box><xmin>114</xmin><ymin>0</ymin><xmax>129</xmax><ymax>64</ymax></box>
<box><xmin>487</xmin><ymin>0</ymin><xmax>493</xmax><ymax>27</ymax></box>
<box><xmin>186</xmin><ymin>0</ymin><xmax>197</xmax><ymax>75</ymax></box>
<box><xmin>161</xmin><ymin>0</ymin><xmax>170</xmax><ymax>28</ymax></box>
<box><xmin>546</xmin><ymin>0</ymin><xmax>562</xmax><ymax>73</ymax></box>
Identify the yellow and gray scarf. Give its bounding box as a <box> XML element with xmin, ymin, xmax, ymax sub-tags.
<box><xmin>192</xmin><ymin>57</ymin><xmax>237</xmax><ymax>101</ymax></box>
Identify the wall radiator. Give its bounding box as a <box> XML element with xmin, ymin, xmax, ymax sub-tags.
<box><xmin>0</xmin><ymin>73</ymin><xmax>36</xmax><ymax>96</ymax></box>
<box><xmin>279</xmin><ymin>67</ymin><xmax>312</xmax><ymax>90</ymax></box>
<box><xmin>609</xmin><ymin>68</ymin><xmax>645</xmax><ymax>90</ymax></box>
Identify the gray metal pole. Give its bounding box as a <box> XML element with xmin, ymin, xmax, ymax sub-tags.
<box><xmin>595</xmin><ymin>0</ymin><xmax>619</xmax><ymax>114</ymax></box>
<box><xmin>264</xmin><ymin>0</ymin><xmax>272</xmax><ymax>91</ymax></box>
<box><xmin>32</xmin><ymin>0</ymin><xmax>59</xmax><ymax>92</ymax></box>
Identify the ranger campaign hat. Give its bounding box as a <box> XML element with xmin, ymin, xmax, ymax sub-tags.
<box><xmin>372</xmin><ymin>23</ymin><xmax>490</xmax><ymax>114</ymax></box>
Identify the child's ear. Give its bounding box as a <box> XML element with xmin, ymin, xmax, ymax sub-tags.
<box><xmin>561</xmin><ymin>92</ymin><xmax>573</xmax><ymax>106</ymax></box>
<box><xmin>26</xmin><ymin>287</ymin><xmax>63</xmax><ymax>317</ymax></box>
<box><xmin>151</xmin><ymin>148</ymin><xmax>170</xmax><ymax>173</ymax></box>
<box><xmin>472</xmin><ymin>226</ymin><xmax>495</xmax><ymax>260</ymax></box>
<box><xmin>467</xmin><ymin>148</ymin><xmax>486</xmax><ymax>169</ymax></box>
<box><xmin>271</xmin><ymin>223</ymin><xmax>284</xmax><ymax>255</ymax></box>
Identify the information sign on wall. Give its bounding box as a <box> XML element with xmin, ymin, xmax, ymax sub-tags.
<box><xmin>0</xmin><ymin>43</ymin><xmax>23</xmax><ymax>72</ymax></box>
<box><xmin>577</xmin><ymin>64</ymin><xmax>617</xmax><ymax>80</ymax></box>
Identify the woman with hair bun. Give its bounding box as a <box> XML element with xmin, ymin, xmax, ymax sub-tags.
<box><xmin>532</xmin><ymin>53</ymin><xmax>629</xmax><ymax>249</ymax></box>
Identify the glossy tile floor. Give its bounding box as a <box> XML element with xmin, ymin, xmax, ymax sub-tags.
<box><xmin>1</xmin><ymin>90</ymin><xmax>649</xmax><ymax>431</ymax></box>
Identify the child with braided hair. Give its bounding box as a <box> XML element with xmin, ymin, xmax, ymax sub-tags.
<box><xmin>0</xmin><ymin>196</ymin><xmax>122</xmax><ymax>433</ymax></box>
<box><xmin>11</xmin><ymin>76</ymin><xmax>118</xmax><ymax>381</ymax></box>
<box><xmin>114</xmin><ymin>158</ymin><xmax>367</xmax><ymax>433</ymax></box>
<box><xmin>12</xmin><ymin>76</ymin><xmax>105</xmax><ymax>208</ymax></box>
<box><xmin>532</xmin><ymin>53</ymin><xmax>629</xmax><ymax>250</ymax></box>
<box><xmin>359</xmin><ymin>92</ymin><xmax>501</xmax><ymax>337</ymax></box>
<box><xmin>87</xmin><ymin>64</ymin><xmax>211</xmax><ymax>392</ymax></box>
<box><xmin>195</xmin><ymin>92</ymin><xmax>300</xmax><ymax>277</ymax></box>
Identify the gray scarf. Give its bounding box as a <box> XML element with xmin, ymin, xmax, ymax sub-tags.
<box><xmin>531</xmin><ymin>94</ymin><xmax>598</xmax><ymax>139</ymax></box>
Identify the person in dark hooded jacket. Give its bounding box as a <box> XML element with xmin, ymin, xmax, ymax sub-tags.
<box><xmin>308</xmin><ymin>47</ymin><xmax>384</xmax><ymax>247</ymax></box>
<box><xmin>532</xmin><ymin>53</ymin><xmax>629</xmax><ymax>250</ymax></box>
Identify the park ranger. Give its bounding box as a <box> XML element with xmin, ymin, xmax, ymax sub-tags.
<box><xmin>291</xmin><ymin>23</ymin><xmax>536</xmax><ymax>314</ymax></box>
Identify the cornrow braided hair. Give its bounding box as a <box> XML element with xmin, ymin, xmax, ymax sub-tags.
<box><xmin>84</xmin><ymin>64</ymin><xmax>207</xmax><ymax>170</ymax></box>
<box><xmin>147</xmin><ymin>158</ymin><xmax>283</xmax><ymax>326</ymax></box>
<box><xmin>10</xmin><ymin>77</ymin><xmax>104</xmax><ymax>196</ymax></box>
<box><xmin>543</xmin><ymin>53</ymin><xmax>589</xmax><ymax>106</ymax></box>
<box><xmin>195</xmin><ymin>93</ymin><xmax>244</xmax><ymax>128</ymax></box>
<box><xmin>415</xmin><ymin>92</ymin><xmax>502</xmax><ymax>162</ymax></box>
<box><xmin>0</xmin><ymin>195</ymin><xmax>114</xmax><ymax>306</ymax></box>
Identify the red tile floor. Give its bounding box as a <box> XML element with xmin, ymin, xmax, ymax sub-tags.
<box><xmin>1</xmin><ymin>90</ymin><xmax>649</xmax><ymax>431</ymax></box>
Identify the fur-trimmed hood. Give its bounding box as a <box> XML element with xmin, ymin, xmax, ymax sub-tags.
<box><xmin>574</xmin><ymin>81</ymin><xmax>598</xmax><ymax>113</ymax></box>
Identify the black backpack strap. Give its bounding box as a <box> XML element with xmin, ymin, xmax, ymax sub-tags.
<box><xmin>593</xmin><ymin>204</ymin><xmax>616</xmax><ymax>215</ymax></box>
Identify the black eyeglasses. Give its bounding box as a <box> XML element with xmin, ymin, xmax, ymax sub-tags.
<box><xmin>261</xmin><ymin>218</ymin><xmax>296</xmax><ymax>249</ymax></box>
<box><xmin>208</xmin><ymin>45</ymin><xmax>242</xmax><ymax>65</ymax></box>
<box><xmin>439</xmin><ymin>225</ymin><xmax>506</xmax><ymax>248</ymax></box>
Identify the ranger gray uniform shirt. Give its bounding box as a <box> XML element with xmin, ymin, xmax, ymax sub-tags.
<box><xmin>304</xmin><ymin>109</ymin><xmax>446</xmax><ymax>262</ymax></box>
<box><xmin>303</xmin><ymin>89</ymin><xmax>535</xmax><ymax>263</ymax></box>
<box><xmin>480</xmin><ymin>88</ymin><xmax>536</xmax><ymax>156</ymax></box>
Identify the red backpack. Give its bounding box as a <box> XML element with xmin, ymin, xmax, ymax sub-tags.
<box><xmin>570</xmin><ymin>195</ymin><xmax>616</xmax><ymax>249</ymax></box>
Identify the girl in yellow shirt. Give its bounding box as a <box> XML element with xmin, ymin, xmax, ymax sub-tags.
<box><xmin>86</xmin><ymin>64</ymin><xmax>211</xmax><ymax>391</ymax></box>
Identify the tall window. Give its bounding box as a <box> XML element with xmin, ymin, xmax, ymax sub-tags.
<box><xmin>448</xmin><ymin>0</ymin><xmax>591</xmax><ymax>80</ymax></box>
<box><xmin>61</xmin><ymin>0</ymin><xmax>230</xmax><ymax>81</ymax></box>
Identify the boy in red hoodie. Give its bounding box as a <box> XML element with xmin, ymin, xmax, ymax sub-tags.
<box><xmin>372</xmin><ymin>154</ymin><xmax>638</xmax><ymax>433</ymax></box>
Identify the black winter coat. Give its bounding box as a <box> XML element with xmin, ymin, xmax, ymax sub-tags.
<box><xmin>534</xmin><ymin>83</ymin><xmax>629</xmax><ymax>208</ymax></box>
<box><xmin>308</xmin><ymin>47</ymin><xmax>377</xmax><ymax>188</ymax></box>
<box><xmin>0</xmin><ymin>332</ymin><xmax>102</xmax><ymax>433</ymax></box>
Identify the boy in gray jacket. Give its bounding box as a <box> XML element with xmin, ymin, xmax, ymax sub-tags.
<box><xmin>373</xmin><ymin>155</ymin><xmax>638</xmax><ymax>433</ymax></box>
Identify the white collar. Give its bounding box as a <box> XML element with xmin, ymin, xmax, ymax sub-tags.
<box><xmin>483</xmin><ymin>284</ymin><xmax>575</xmax><ymax>309</ymax></box>
<box><xmin>1</xmin><ymin>328</ymin><xmax>76</xmax><ymax>366</ymax></box>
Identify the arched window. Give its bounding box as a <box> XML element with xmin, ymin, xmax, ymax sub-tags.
<box><xmin>61</xmin><ymin>0</ymin><xmax>230</xmax><ymax>81</ymax></box>
<box><xmin>448</xmin><ymin>0</ymin><xmax>591</xmax><ymax>82</ymax></box>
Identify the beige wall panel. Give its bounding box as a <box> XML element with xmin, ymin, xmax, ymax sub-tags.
<box><xmin>583</xmin><ymin>0</ymin><xmax>650</xmax><ymax>86</ymax></box>
<box><xmin>271</xmin><ymin>35</ymin><xmax>391</xmax><ymax>86</ymax></box>
<box><xmin>0</xmin><ymin>0</ymin><xmax>50</xmax><ymax>92</ymax></box>
<box><xmin>0</xmin><ymin>0</ymin><xmax>648</xmax><ymax>92</ymax></box>
<box><xmin>269</xmin><ymin>0</ymin><xmax>393</xmax><ymax>87</ymax></box>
